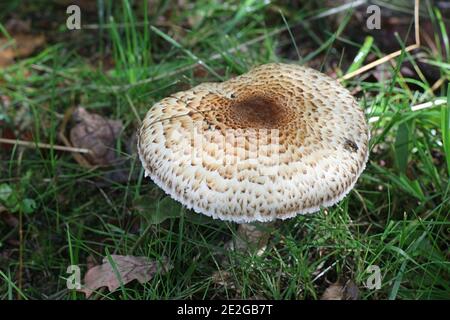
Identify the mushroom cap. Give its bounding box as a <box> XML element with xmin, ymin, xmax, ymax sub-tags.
<box><xmin>138</xmin><ymin>63</ymin><xmax>369</xmax><ymax>223</ymax></box>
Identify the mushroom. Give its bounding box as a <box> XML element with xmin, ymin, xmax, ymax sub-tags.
<box><xmin>137</xmin><ymin>63</ymin><xmax>369</xmax><ymax>251</ymax></box>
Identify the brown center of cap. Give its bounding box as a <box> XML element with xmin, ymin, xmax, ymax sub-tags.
<box><xmin>229</xmin><ymin>95</ymin><xmax>283</xmax><ymax>129</ymax></box>
<box><xmin>212</xmin><ymin>90</ymin><xmax>299</xmax><ymax>131</ymax></box>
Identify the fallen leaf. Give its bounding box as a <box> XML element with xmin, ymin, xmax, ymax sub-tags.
<box><xmin>79</xmin><ymin>255</ymin><xmax>171</xmax><ymax>298</ymax></box>
<box><xmin>0</xmin><ymin>34</ymin><xmax>46</xmax><ymax>67</ymax></box>
<box><xmin>321</xmin><ymin>283</ymin><xmax>344</xmax><ymax>300</ymax></box>
<box><xmin>321</xmin><ymin>280</ymin><xmax>359</xmax><ymax>300</ymax></box>
<box><xmin>69</xmin><ymin>107</ymin><xmax>123</xmax><ymax>166</ymax></box>
<box><xmin>343</xmin><ymin>280</ymin><xmax>360</xmax><ymax>300</ymax></box>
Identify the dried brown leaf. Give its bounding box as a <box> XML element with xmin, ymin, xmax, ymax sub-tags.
<box><xmin>79</xmin><ymin>255</ymin><xmax>171</xmax><ymax>298</ymax></box>
<box><xmin>69</xmin><ymin>107</ymin><xmax>123</xmax><ymax>166</ymax></box>
<box><xmin>321</xmin><ymin>280</ymin><xmax>359</xmax><ymax>300</ymax></box>
<box><xmin>321</xmin><ymin>282</ymin><xmax>345</xmax><ymax>300</ymax></box>
<box><xmin>344</xmin><ymin>280</ymin><xmax>360</xmax><ymax>300</ymax></box>
<box><xmin>0</xmin><ymin>34</ymin><xmax>46</xmax><ymax>67</ymax></box>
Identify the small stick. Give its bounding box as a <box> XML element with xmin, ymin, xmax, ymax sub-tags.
<box><xmin>430</xmin><ymin>77</ymin><xmax>445</xmax><ymax>93</ymax></box>
<box><xmin>414</xmin><ymin>0</ymin><xmax>420</xmax><ymax>46</ymax></box>
<box><xmin>0</xmin><ymin>138</ymin><xmax>90</xmax><ymax>154</ymax></box>
<box><xmin>340</xmin><ymin>44</ymin><xmax>419</xmax><ymax>81</ymax></box>
<box><xmin>411</xmin><ymin>98</ymin><xmax>447</xmax><ymax>111</ymax></box>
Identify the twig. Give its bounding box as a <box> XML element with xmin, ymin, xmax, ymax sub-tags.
<box><xmin>430</xmin><ymin>77</ymin><xmax>446</xmax><ymax>92</ymax></box>
<box><xmin>312</xmin><ymin>261</ymin><xmax>338</xmax><ymax>283</ymax></box>
<box><xmin>414</xmin><ymin>0</ymin><xmax>420</xmax><ymax>46</ymax></box>
<box><xmin>0</xmin><ymin>138</ymin><xmax>90</xmax><ymax>154</ymax></box>
<box><xmin>340</xmin><ymin>44</ymin><xmax>419</xmax><ymax>80</ymax></box>
<box><xmin>411</xmin><ymin>98</ymin><xmax>447</xmax><ymax>111</ymax></box>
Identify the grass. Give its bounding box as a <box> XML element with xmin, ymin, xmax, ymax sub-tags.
<box><xmin>0</xmin><ymin>0</ymin><xmax>449</xmax><ymax>300</ymax></box>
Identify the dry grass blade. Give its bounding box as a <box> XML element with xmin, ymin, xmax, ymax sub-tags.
<box><xmin>0</xmin><ymin>138</ymin><xmax>90</xmax><ymax>154</ymax></box>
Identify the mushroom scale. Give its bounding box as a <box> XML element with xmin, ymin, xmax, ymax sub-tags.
<box><xmin>138</xmin><ymin>63</ymin><xmax>369</xmax><ymax>223</ymax></box>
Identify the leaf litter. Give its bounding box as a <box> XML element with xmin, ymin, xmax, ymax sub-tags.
<box><xmin>0</xmin><ymin>34</ymin><xmax>46</xmax><ymax>67</ymax></box>
<box><xmin>69</xmin><ymin>107</ymin><xmax>123</xmax><ymax>166</ymax></box>
<box><xmin>79</xmin><ymin>254</ymin><xmax>172</xmax><ymax>298</ymax></box>
<box><xmin>320</xmin><ymin>280</ymin><xmax>359</xmax><ymax>300</ymax></box>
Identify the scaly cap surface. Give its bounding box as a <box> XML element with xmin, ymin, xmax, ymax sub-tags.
<box><xmin>138</xmin><ymin>63</ymin><xmax>369</xmax><ymax>223</ymax></box>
